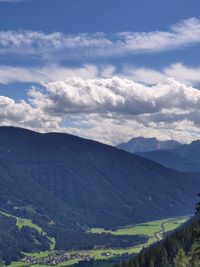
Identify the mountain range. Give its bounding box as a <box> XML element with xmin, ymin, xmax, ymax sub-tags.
<box><xmin>117</xmin><ymin>136</ymin><xmax>200</xmax><ymax>172</ymax></box>
<box><xmin>117</xmin><ymin>137</ymin><xmax>181</xmax><ymax>153</ymax></box>
<box><xmin>0</xmin><ymin>127</ymin><xmax>200</xmax><ymax>257</ymax></box>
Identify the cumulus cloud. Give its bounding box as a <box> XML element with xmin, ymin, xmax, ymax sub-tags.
<box><xmin>0</xmin><ymin>96</ymin><xmax>60</xmax><ymax>131</ymax></box>
<box><xmin>0</xmin><ymin>77</ymin><xmax>200</xmax><ymax>143</ymax></box>
<box><xmin>1</xmin><ymin>77</ymin><xmax>200</xmax><ymax>144</ymax></box>
<box><xmin>0</xmin><ymin>18</ymin><xmax>200</xmax><ymax>59</ymax></box>
<box><xmin>28</xmin><ymin>77</ymin><xmax>200</xmax><ymax>118</ymax></box>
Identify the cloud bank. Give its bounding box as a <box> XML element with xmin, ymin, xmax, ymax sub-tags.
<box><xmin>1</xmin><ymin>77</ymin><xmax>200</xmax><ymax>144</ymax></box>
<box><xmin>1</xmin><ymin>62</ymin><xmax>200</xmax><ymax>86</ymax></box>
<box><xmin>0</xmin><ymin>18</ymin><xmax>200</xmax><ymax>59</ymax></box>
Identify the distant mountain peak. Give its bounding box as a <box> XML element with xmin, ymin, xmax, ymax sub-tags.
<box><xmin>117</xmin><ymin>137</ymin><xmax>181</xmax><ymax>153</ymax></box>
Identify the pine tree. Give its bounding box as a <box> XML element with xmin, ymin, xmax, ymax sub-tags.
<box><xmin>188</xmin><ymin>193</ymin><xmax>200</xmax><ymax>266</ymax></box>
<box><xmin>173</xmin><ymin>248</ymin><xmax>190</xmax><ymax>267</ymax></box>
<box><xmin>189</xmin><ymin>238</ymin><xmax>200</xmax><ymax>267</ymax></box>
<box><xmin>160</xmin><ymin>247</ymin><xmax>169</xmax><ymax>267</ymax></box>
<box><xmin>149</xmin><ymin>259</ymin><xmax>155</xmax><ymax>267</ymax></box>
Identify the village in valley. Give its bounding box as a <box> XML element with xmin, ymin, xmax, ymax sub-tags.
<box><xmin>21</xmin><ymin>251</ymin><xmax>113</xmax><ymax>266</ymax></box>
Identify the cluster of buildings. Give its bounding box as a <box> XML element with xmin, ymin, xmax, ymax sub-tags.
<box><xmin>22</xmin><ymin>251</ymin><xmax>95</xmax><ymax>266</ymax></box>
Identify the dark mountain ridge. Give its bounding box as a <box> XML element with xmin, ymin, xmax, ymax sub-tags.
<box><xmin>0</xmin><ymin>126</ymin><xmax>199</xmax><ymax>252</ymax></box>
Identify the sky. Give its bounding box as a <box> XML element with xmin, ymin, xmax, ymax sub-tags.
<box><xmin>1</xmin><ymin>0</ymin><xmax>200</xmax><ymax>144</ymax></box>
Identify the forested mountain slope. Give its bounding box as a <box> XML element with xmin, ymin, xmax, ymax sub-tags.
<box><xmin>136</xmin><ymin>149</ymin><xmax>200</xmax><ymax>172</ymax></box>
<box><xmin>0</xmin><ymin>126</ymin><xmax>199</xmax><ymax>254</ymax></box>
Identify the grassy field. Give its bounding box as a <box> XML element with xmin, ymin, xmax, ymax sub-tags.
<box><xmin>17</xmin><ymin>218</ymin><xmax>42</xmax><ymax>232</ymax></box>
<box><xmin>0</xmin><ymin>210</ymin><xmax>42</xmax><ymax>233</ymax></box>
<box><xmin>8</xmin><ymin>216</ymin><xmax>189</xmax><ymax>267</ymax></box>
<box><xmin>88</xmin><ymin>216</ymin><xmax>188</xmax><ymax>237</ymax></box>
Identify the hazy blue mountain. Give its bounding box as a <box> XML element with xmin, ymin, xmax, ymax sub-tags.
<box><xmin>137</xmin><ymin>140</ymin><xmax>200</xmax><ymax>172</ymax></box>
<box><xmin>117</xmin><ymin>137</ymin><xmax>180</xmax><ymax>153</ymax></box>
<box><xmin>0</xmin><ymin>127</ymin><xmax>200</xmax><ymax>252</ymax></box>
<box><xmin>172</xmin><ymin>140</ymin><xmax>200</xmax><ymax>163</ymax></box>
<box><xmin>136</xmin><ymin>150</ymin><xmax>200</xmax><ymax>172</ymax></box>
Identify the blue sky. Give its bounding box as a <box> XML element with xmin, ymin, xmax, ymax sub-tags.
<box><xmin>1</xmin><ymin>0</ymin><xmax>200</xmax><ymax>144</ymax></box>
<box><xmin>0</xmin><ymin>0</ymin><xmax>199</xmax><ymax>33</ymax></box>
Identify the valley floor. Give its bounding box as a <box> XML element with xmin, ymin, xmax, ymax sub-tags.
<box><xmin>8</xmin><ymin>216</ymin><xmax>189</xmax><ymax>267</ymax></box>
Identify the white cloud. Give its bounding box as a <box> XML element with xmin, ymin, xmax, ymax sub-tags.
<box><xmin>122</xmin><ymin>63</ymin><xmax>200</xmax><ymax>86</ymax></box>
<box><xmin>29</xmin><ymin>78</ymin><xmax>200</xmax><ymax>119</ymax></box>
<box><xmin>64</xmin><ymin>116</ymin><xmax>200</xmax><ymax>145</ymax></box>
<box><xmin>0</xmin><ymin>96</ymin><xmax>60</xmax><ymax>131</ymax></box>
<box><xmin>0</xmin><ymin>18</ymin><xmax>200</xmax><ymax>59</ymax></box>
<box><xmin>1</xmin><ymin>77</ymin><xmax>200</xmax><ymax>144</ymax></box>
<box><xmin>165</xmin><ymin>63</ymin><xmax>200</xmax><ymax>85</ymax></box>
<box><xmin>0</xmin><ymin>64</ymin><xmax>102</xmax><ymax>84</ymax></box>
<box><xmin>1</xmin><ymin>62</ymin><xmax>200</xmax><ymax>87</ymax></box>
<box><xmin>122</xmin><ymin>67</ymin><xmax>166</xmax><ymax>85</ymax></box>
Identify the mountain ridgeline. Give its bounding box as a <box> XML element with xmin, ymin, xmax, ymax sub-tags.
<box><xmin>117</xmin><ymin>136</ymin><xmax>200</xmax><ymax>172</ymax></box>
<box><xmin>0</xmin><ymin>127</ymin><xmax>199</xmax><ymax>260</ymax></box>
<box><xmin>117</xmin><ymin>137</ymin><xmax>181</xmax><ymax>153</ymax></box>
<box><xmin>137</xmin><ymin>140</ymin><xmax>200</xmax><ymax>172</ymax></box>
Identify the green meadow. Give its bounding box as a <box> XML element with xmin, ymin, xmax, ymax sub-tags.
<box><xmin>0</xmin><ymin>210</ymin><xmax>56</xmax><ymax>264</ymax></box>
<box><xmin>88</xmin><ymin>216</ymin><xmax>188</xmax><ymax>238</ymax></box>
<box><xmin>8</xmin><ymin>216</ymin><xmax>189</xmax><ymax>267</ymax></box>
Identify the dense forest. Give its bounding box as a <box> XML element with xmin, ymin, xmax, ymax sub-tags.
<box><xmin>0</xmin><ymin>159</ymin><xmax>146</xmax><ymax>254</ymax></box>
<box><xmin>114</xmin><ymin>196</ymin><xmax>200</xmax><ymax>267</ymax></box>
<box><xmin>0</xmin><ymin>213</ymin><xmax>49</xmax><ymax>265</ymax></box>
